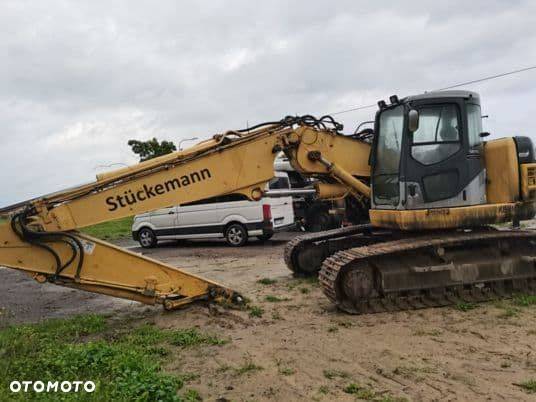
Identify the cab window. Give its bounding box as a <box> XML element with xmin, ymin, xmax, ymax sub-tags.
<box><xmin>467</xmin><ymin>103</ymin><xmax>483</xmax><ymax>147</ymax></box>
<box><xmin>411</xmin><ymin>104</ymin><xmax>461</xmax><ymax>165</ymax></box>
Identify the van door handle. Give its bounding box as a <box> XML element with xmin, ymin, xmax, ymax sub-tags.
<box><xmin>168</xmin><ymin>211</ymin><xmax>175</xmax><ymax>214</ymax></box>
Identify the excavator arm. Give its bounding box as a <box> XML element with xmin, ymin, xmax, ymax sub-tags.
<box><xmin>0</xmin><ymin>116</ymin><xmax>371</xmax><ymax>309</ymax></box>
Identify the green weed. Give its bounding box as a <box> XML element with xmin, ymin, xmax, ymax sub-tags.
<box><xmin>518</xmin><ymin>379</ymin><xmax>536</xmax><ymax>393</ymax></box>
<box><xmin>279</xmin><ymin>367</ymin><xmax>295</xmax><ymax>376</ymax></box>
<box><xmin>257</xmin><ymin>278</ymin><xmax>277</xmax><ymax>285</ymax></box>
<box><xmin>343</xmin><ymin>383</ymin><xmax>374</xmax><ymax>399</ymax></box>
<box><xmin>249</xmin><ymin>306</ymin><xmax>264</xmax><ymax>318</ymax></box>
<box><xmin>323</xmin><ymin>369</ymin><xmax>349</xmax><ymax>379</ymax></box>
<box><xmin>264</xmin><ymin>295</ymin><xmax>290</xmax><ymax>303</ymax></box>
<box><xmin>513</xmin><ymin>294</ymin><xmax>536</xmax><ymax>306</ymax></box>
<box><xmin>170</xmin><ymin>328</ymin><xmax>227</xmax><ymax>347</ymax></box>
<box><xmin>455</xmin><ymin>302</ymin><xmax>477</xmax><ymax>312</ymax></box>
<box><xmin>235</xmin><ymin>359</ymin><xmax>263</xmax><ymax>376</ymax></box>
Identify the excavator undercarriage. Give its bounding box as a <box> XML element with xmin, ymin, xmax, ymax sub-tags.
<box><xmin>286</xmin><ymin>225</ymin><xmax>536</xmax><ymax>314</ymax></box>
<box><xmin>320</xmin><ymin>228</ymin><xmax>536</xmax><ymax>314</ymax></box>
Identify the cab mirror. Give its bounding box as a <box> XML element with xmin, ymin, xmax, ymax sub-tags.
<box><xmin>408</xmin><ymin>109</ymin><xmax>419</xmax><ymax>132</ymax></box>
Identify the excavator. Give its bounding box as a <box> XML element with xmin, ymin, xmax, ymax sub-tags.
<box><xmin>1</xmin><ymin>90</ymin><xmax>536</xmax><ymax>314</ymax></box>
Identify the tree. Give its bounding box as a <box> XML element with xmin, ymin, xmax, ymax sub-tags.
<box><xmin>128</xmin><ymin>138</ymin><xmax>177</xmax><ymax>162</ymax></box>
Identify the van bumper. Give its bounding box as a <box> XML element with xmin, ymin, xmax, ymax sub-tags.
<box><xmin>272</xmin><ymin>222</ymin><xmax>296</xmax><ymax>233</ymax></box>
<box><xmin>246</xmin><ymin>220</ymin><xmax>273</xmax><ymax>237</ymax></box>
<box><xmin>132</xmin><ymin>230</ymin><xmax>139</xmax><ymax>241</ymax></box>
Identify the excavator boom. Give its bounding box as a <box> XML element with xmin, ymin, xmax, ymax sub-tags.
<box><xmin>0</xmin><ymin>115</ymin><xmax>371</xmax><ymax>309</ymax></box>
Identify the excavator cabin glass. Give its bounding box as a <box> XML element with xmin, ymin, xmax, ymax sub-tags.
<box><xmin>372</xmin><ymin>104</ymin><xmax>404</xmax><ymax>206</ymax></box>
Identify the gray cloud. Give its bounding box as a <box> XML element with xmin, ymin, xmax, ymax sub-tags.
<box><xmin>1</xmin><ymin>0</ymin><xmax>536</xmax><ymax>205</ymax></box>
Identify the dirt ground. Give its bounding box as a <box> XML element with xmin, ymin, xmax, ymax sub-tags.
<box><xmin>1</xmin><ymin>233</ymin><xmax>536</xmax><ymax>401</ymax></box>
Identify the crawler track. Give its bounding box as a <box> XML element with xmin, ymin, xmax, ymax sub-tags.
<box><xmin>319</xmin><ymin>229</ymin><xmax>536</xmax><ymax>314</ymax></box>
<box><xmin>284</xmin><ymin>224</ymin><xmax>376</xmax><ymax>276</ymax></box>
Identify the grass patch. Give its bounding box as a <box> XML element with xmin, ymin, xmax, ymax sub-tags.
<box><xmin>81</xmin><ymin>216</ymin><xmax>134</xmax><ymax>241</ymax></box>
<box><xmin>413</xmin><ymin>328</ymin><xmax>441</xmax><ymax>337</ymax></box>
<box><xmin>343</xmin><ymin>383</ymin><xmax>407</xmax><ymax>401</ymax></box>
<box><xmin>513</xmin><ymin>294</ymin><xmax>536</xmax><ymax>307</ymax></box>
<box><xmin>235</xmin><ymin>359</ymin><xmax>263</xmax><ymax>376</ymax></box>
<box><xmin>249</xmin><ymin>306</ymin><xmax>264</xmax><ymax>318</ymax></box>
<box><xmin>393</xmin><ymin>365</ymin><xmax>438</xmax><ymax>382</ymax></box>
<box><xmin>286</xmin><ymin>276</ymin><xmax>318</xmax><ymax>290</ymax></box>
<box><xmin>279</xmin><ymin>367</ymin><xmax>295</xmax><ymax>376</ymax></box>
<box><xmin>299</xmin><ymin>287</ymin><xmax>310</xmax><ymax>294</ymax></box>
<box><xmin>271</xmin><ymin>311</ymin><xmax>282</xmax><ymax>320</ymax></box>
<box><xmin>323</xmin><ymin>369</ymin><xmax>350</xmax><ymax>379</ymax></box>
<box><xmin>257</xmin><ymin>278</ymin><xmax>277</xmax><ymax>285</ymax></box>
<box><xmin>0</xmin><ymin>315</ymin><xmax>226</xmax><ymax>401</ymax></box>
<box><xmin>517</xmin><ymin>379</ymin><xmax>536</xmax><ymax>393</ymax></box>
<box><xmin>183</xmin><ymin>389</ymin><xmax>202</xmax><ymax>401</ymax></box>
<box><xmin>498</xmin><ymin>306</ymin><xmax>520</xmax><ymax>319</ymax></box>
<box><xmin>343</xmin><ymin>383</ymin><xmax>375</xmax><ymax>399</ymax></box>
<box><xmin>318</xmin><ymin>385</ymin><xmax>329</xmax><ymax>394</ymax></box>
<box><xmin>455</xmin><ymin>302</ymin><xmax>477</xmax><ymax>312</ymax></box>
<box><xmin>264</xmin><ymin>295</ymin><xmax>290</xmax><ymax>303</ymax></box>
<box><xmin>170</xmin><ymin>328</ymin><xmax>227</xmax><ymax>347</ymax></box>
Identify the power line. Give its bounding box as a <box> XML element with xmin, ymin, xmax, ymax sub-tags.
<box><xmin>330</xmin><ymin>103</ymin><xmax>377</xmax><ymax>116</ymax></box>
<box><xmin>434</xmin><ymin>65</ymin><xmax>536</xmax><ymax>91</ymax></box>
<box><xmin>329</xmin><ymin>65</ymin><xmax>536</xmax><ymax>116</ymax></box>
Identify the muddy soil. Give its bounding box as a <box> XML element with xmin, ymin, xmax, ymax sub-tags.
<box><xmin>1</xmin><ymin>233</ymin><xmax>536</xmax><ymax>401</ymax></box>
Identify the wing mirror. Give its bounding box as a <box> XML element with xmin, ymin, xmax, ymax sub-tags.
<box><xmin>408</xmin><ymin>109</ymin><xmax>419</xmax><ymax>132</ymax></box>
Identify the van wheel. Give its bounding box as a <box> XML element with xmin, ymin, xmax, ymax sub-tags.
<box><xmin>257</xmin><ymin>233</ymin><xmax>273</xmax><ymax>242</ymax></box>
<box><xmin>138</xmin><ymin>227</ymin><xmax>157</xmax><ymax>248</ymax></box>
<box><xmin>225</xmin><ymin>224</ymin><xmax>248</xmax><ymax>246</ymax></box>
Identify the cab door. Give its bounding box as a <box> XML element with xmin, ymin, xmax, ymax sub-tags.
<box><xmin>402</xmin><ymin>99</ymin><xmax>485</xmax><ymax>209</ymax></box>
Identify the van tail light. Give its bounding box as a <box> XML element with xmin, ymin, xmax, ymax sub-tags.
<box><xmin>262</xmin><ymin>204</ymin><xmax>272</xmax><ymax>221</ymax></box>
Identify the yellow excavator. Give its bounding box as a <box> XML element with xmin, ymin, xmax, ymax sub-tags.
<box><xmin>1</xmin><ymin>90</ymin><xmax>536</xmax><ymax>314</ymax></box>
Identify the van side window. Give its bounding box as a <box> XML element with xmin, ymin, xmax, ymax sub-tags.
<box><xmin>181</xmin><ymin>193</ymin><xmax>249</xmax><ymax>206</ymax></box>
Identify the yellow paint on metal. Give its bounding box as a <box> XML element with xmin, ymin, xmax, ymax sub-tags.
<box><xmin>521</xmin><ymin>163</ymin><xmax>536</xmax><ymax>201</ymax></box>
<box><xmin>42</xmin><ymin>134</ymin><xmax>283</xmax><ymax>231</ymax></box>
<box><xmin>0</xmin><ymin>223</ymin><xmax>233</xmax><ymax>307</ymax></box>
<box><xmin>370</xmin><ymin>202</ymin><xmax>536</xmax><ymax>230</ymax></box>
<box><xmin>292</xmin><ymin>127</ymin><xmax>371</xmax><ymax>178</ymax></box>
<box><xmin>484</xmin><ymin>138</ymin><xmax>519</xmax><ymax>203</ymax></box>
<box><xmin>314</xmin><ymin>183</ymin><xmax>348</xmax><ymax>199</ymax></box>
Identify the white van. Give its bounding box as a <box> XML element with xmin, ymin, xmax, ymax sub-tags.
<box><xmin>132</xmin><ymin>172</ymin><xmax>295</xmax><ymax>247</ymax></box>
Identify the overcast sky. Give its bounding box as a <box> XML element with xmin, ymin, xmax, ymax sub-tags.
<box><xmin>2</xmin><ymin>1</ymin><xmax>536</xmax><ymax>206</ymax></box>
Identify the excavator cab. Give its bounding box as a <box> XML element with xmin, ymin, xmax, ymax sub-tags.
<box><xmin>372</xmin><ymin>91</ymin><xmax>486</xmax><ymax>211</ymax></box>
<box><xmin>369</xmin><ymin>90</ymin><xmax>536</xmax><ymax>230</ymax></box>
